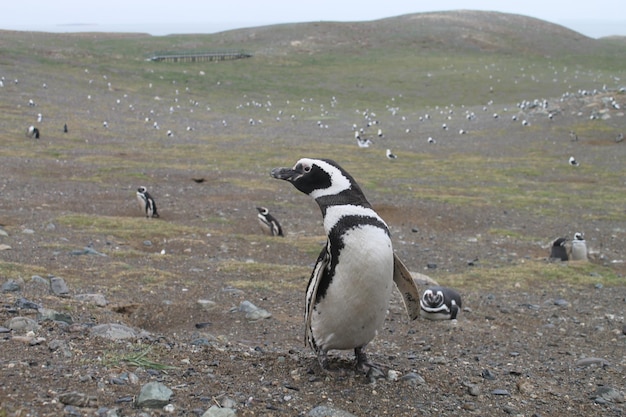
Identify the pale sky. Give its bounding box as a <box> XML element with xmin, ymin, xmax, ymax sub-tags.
<box><xmin>1</xmin><ymin>0</ymin><xmax>625</xmax><ymax>38</ymax></box>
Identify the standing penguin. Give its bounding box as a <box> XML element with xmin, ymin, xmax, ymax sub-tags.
<box><xmin>136</xmin><ymin>186</ymin><xmax>159</xmax><ymax>218</ymax></box>
<box><xmin>570</xmin><ymin>232</ymin><xmax>588</xmax><ymax>261</ymax></box>
<box><xmin>420</xmin><ymin>286</ymin><xmax>462</xmax><ymax>320</ymax></box>
<box><xmin>549</xmin><ymin>237</ymin><xmax>569</xmax><ymax>261</ymax></box>
<box><xmin>256</xmin><ymin>206</ymin><xmax>284</xmax><ymax>237</ymax></box>
<box><xmin>271</xmin><ymin>158</ymin><xmax>420</xmax><ymax>371</ymax></box>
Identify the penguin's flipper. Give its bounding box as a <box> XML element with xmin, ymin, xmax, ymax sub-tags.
<box><xmin>449</xmin><ymin>302</ymin><xmax>460</xmax><ymax>320</ymax></box>
<box><xmin>393</xmin><ymin>254</ymin><xmax>421</xmax><ymax>320</ymax></box>
<box><xmin>304</xmin><ymin>243</ymin><xmax>331</xmax><ymax>348</ymax></box>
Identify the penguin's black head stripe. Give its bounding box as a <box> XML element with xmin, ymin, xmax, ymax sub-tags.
<box><xmin>271</xmin><ymin>163</ymin><xmax>332</xmax><ymax>196</ymax></box>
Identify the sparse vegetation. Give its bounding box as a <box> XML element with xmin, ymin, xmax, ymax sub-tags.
<box><xmin>0</xmin><ymin>12</ymin><xmax>625</xmax><ymax>416</ymax></box>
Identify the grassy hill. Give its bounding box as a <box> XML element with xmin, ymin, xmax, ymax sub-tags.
<box><xmin>1</xmin><ymin>10</ymin><xmax>624</xmax><ymax>111</ymax></box>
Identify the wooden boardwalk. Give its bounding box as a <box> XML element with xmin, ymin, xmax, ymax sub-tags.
<box><xmin>149</xmin><ymin>50</ymin><xmax>253</xmax><ymax>63</ymax></box>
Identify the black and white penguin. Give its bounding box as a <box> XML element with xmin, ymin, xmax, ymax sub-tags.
<box><xmin>570</xmin><ymin>232</ymin><xmax>588</xmax><ymax>261</ymax></box>
<box><xmin>270</xmin><ymin>158</ymin><xmax>420</xmax><ymax>371</ymax></box>
<box><xmin>256</xmin><ymin>206</ymin><xmax>284</xmax><ymax>237</ymax></box>
<box><xmin>569</xmin><ymin>156</ymin><xmax>579</xmax><ymax>167</ymax></box>
<box><xmin>419</xmin><ymin>286</ymin><xmax>462</xmax><ymax>320</ymax></box>
<box><xmin>549</xmin><ymin>237</ymin><xmax>569</xmax><ymax>261</ymax></box>
<box><xmin>26</xmin><ymin>125</ymin><xmax>40</xmax><ymax>139</ymax></box>
<box><xmin>136</xmin><ymin>186</ymin><xmax>159</xmax><ymax>218</ymax></box>
<box><xmin>386</xmin><ymin>149</ymin><xmax>397</xmax><ymax>159</ymax></box>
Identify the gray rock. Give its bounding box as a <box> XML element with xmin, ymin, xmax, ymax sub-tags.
<box><xmin>0</xmin><ymin>228</ymin><xmax>8</xmax><ymax>237</ymax></box>
<box><xmin>307</xmin><ymin>405</ymin><xmax>358</xmax><ymax>417</ymax></box>
<box><xmin>37</xmin><ymin>308</ymin><xmax>73</xmax><ymax>324</ymax></box>
<box><xmin>2</xmin><ymin>279</ymin><xmax>22</xmax><ymax>292</ymax></box>
<box><xmin>70</xmin><ymin>246</ymin><xmax>107</xmax><ymax>256</ymax></box>
<box><xmin>15</xmin><ymin>297</ymin><xmax>41</xmax><ymax>310</ymax></box>
<box><xmin>48</xmin><ymin>339</ymin><xmax>73</xmax><ymax>358</ymax></box>
<box><xmin>96</xmin><ymin>408</ymin><xmax>120</xmax><ymax>417</ymax></box>
<box><xmin>575</xmin><ymin>357</ymin><xmax>610</xmax><ymax>368</ymax></box>
<box><xmin>31</xmin><ymin>275</ymin><xmax>49</xmax><ymax>285</ymax></box>
<box><xmin>592</xmin><ymin>386</ymin><xmax>624</xmax><ymax>404</ymax></box>
<box><xmin>50</xmin><ymin>276</ymin><xmax>69</xmax><ymax>296</ymax></box>
<box><xmin>202</xmin><ymin>405</ymin><xmax>237</xmax><ymax>417</ymax></box>
<box><xmin>58</xmin><ymin>391</ymin><xmax>98</xmax><ymax>408</ymax></box>
<box><xmin>22</xmin><ymin>228</ymin><xmax>35</xmax><ymax>234</ymax></box>
<box><xmin>75</xmin><ymin>293</ymin><xmax>108</xmax><ymax>307</ymax></box>
<box><xmin>0</xmin><ymin>244</ymin><xmax>11</xmax><ymax>251</ymax></box>
<box><xmin>136</xmin><ymin>382</ymin><xmax>173</xmax><ymax>408</ymax></box>
<box><xmin>399</xmin><ymin>372</ymin><xmax>425</xmax><ymax>386</ymax></box>
<box><xmin>554</xmin><ymin>298</ymin><xmax>570</xmax><ymax>307</ymax></box>
<box><xmin>90</xmin><ymin>323</ymin><xmax>138</xmax><ymax>340</ymax></box>
<box><xmin>238</xmin><ymin>300</ymin><xmax>271</xmax><ymax>320</ymax></box>
<box><xmin>198</xmin><ymin>299</ymin><xmax>217</xmax><ymax>310</ymax></box>
<box><xmin>410</xmin><ymin>271</ymin><xmax>439</xmax><ymax>286</ymax></box>
<box><xmin>5</xmin><ymin>316</ymin><xmax>41</xmax><ymax>332</ymax></box>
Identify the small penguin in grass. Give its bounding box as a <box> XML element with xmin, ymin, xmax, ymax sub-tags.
<box><xmin>136</xmin><ymin>186</ymin><xmax>159</xmax><ymax>218</ymax></box>
<box><xmin>256</xmin><ymin>206</ymin><xmax>284</xmax><ymax>237</ymax></box>
<box><xmin>549</xmin><ymin>237</ymin><xmax>569</xmax><ymax>261</ymax></box>
<box><xmin>420</xmin><ymin>286</ymin><xmax>462</xmax><ymax>320</ymax></box>
<box><xmin>271</xmin><ymin>158</ymin><xmax>420</xmax><ymax>372</ymax></box>
<box><xmin>386</xmin><ymin>149</ymin><xmax>397</xmax><ymax>159</ymax></box>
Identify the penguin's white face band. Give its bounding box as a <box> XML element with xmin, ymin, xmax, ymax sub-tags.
<box><xmin>423</xmin><ymin>290</ymin><xmax>444</xmax><ymax>307</ymax></box>
<box><xmin>296</xmin><ymin>158</ymin><xmax>352</xmax><ymax>200</ymax></box>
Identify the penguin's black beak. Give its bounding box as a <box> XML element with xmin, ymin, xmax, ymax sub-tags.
<box><xmin>271</xmin><ymin>167</ymin><xmax>300</xmax><ymax>182</ymax></box>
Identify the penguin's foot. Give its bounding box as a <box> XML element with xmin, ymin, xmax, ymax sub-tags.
<box><xmin>354</xmin><ymin>347</ymin><xmax>390</xmax><ymax>378</ymax></box>
<box><xmin>316</xmin><ymin>351</ymin><xmax>330</xmax><ymax>371</ymax></box>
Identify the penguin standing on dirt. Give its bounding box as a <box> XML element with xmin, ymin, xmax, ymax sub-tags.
<box><xmin>271</xmin><ymin>158</ymin><xmax>420</xmax><ymax>371</ymax></box>
<box><xmin>256</xmin><ymin>206</ymin><xmax>284</xmax><ymax>237</ymax></box>
<box><xmin>549</xmin><ymin>237</ymin><xmax>569</xmax><ymax>261</ymax></box>
<box><xmin>136</xmin><ymin>186</ymin><xmax>159</xmax><ymax>218</ymax></box>
<box><xmin>570</xmin><ymin>232</ymin><xmax>588</xmax><ymax>261</ymax></box>
<box><xmin>420</xmin><ymin>286</ymin><xmax>462</xmax><ymax>320</ymax></box>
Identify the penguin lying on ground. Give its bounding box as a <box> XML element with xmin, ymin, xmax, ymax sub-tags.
<box><xmin>549</xmin><ymin>237</ymin><xmax>569</xmax><ymax>261</ymax></box>
<box><xmin>420</xmin><ymin>286</ymin><xmax>462</xmax><ymax>320</ymax></box>
<box><xmin>271</xmin><ymin>158</ymin><xmax>420</xmax><ymax>371</ymax></box>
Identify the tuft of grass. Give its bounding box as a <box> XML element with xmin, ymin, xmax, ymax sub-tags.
<box><xmin>441</xmin><ymin>260</ymin><xmax>621</xmax><ymax>290</ymax></box>
<box><xmin>56</xmin><ymin>214</ymin><xmax>198</xmax><ymax>240</ymax></box>
<box><xmin>107</xmin><ymin>347</ymin><xmax>177</xmax><ymax>370</ymax></box>
<box><xmin>0</xmin><ymin>262</ymin><xmax>48</xmax><ymax>281</ymax></box>
<box><xmin>219</xmin><ymin>260</ymin><xmax>309</xmax><ymax>291</ymax></box>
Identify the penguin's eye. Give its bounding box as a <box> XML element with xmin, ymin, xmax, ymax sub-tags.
<box><xmin>303</xmin><ymin>165</ymin><xmax>311</xmax><ymax>173</ymax></box>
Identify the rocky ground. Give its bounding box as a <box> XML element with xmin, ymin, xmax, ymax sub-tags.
<box><xmin>1</xmin><ymin>41</ymin><xmax>626</xmax><ymax>416</ymax></box>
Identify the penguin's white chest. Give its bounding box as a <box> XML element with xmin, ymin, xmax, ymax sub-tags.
<box><xmin>571</xmin><ymin>240</ymin><xmax>587</xmax><ymax>260</ymax></box>
<box><xmin>136</xmin><ymin>193</ymin><xmax>146</xmax><ymax>211</ymax></box>
<box><xmin>311</xmin><ymin>225</ymin><xmax>394</xmax><ymax>351</ymax></box>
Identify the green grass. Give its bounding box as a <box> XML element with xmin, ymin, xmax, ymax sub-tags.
<box><xmin>443</xmin><ymin>260</ymin><xmax>622</xmax><ymax>290</ymax></box>
<box><xmin>55</xmin><ymin>214</ymin><xmax>199</xmax><ymax>240</ymax></box>
<box><xmin>104</xmin><ymin>346</ymin><xmax>177</xmax><ymax>370</ymax></box>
